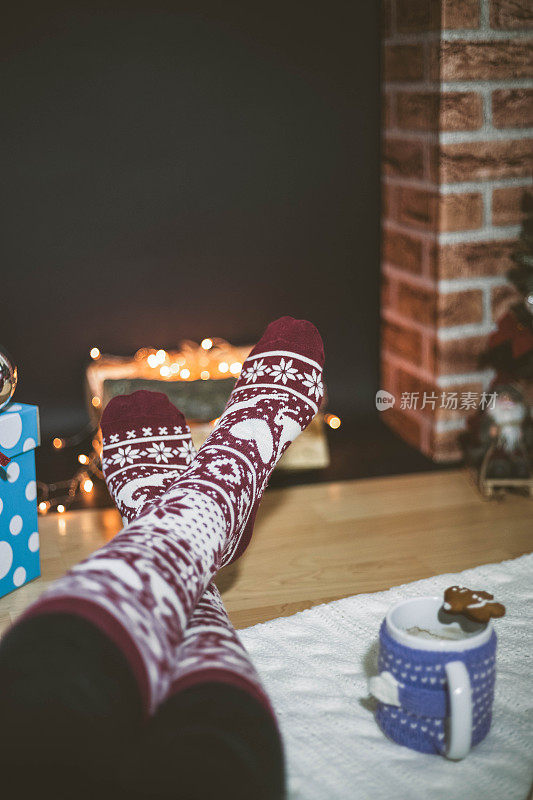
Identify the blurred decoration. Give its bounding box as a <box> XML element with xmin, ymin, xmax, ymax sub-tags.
<box><xmin>0</xmin><ymin>347</ymin><xmax>18</xmax><ymax>465</ymax></box>
<box><xmin>37</xmin><ymin>426</ymin><xmax>103</xmax><ymax>515</ymax></box>
<box><xmin>481</xmin><ymin>191</ymin><xmax>533</xmax><ymax>387</ymax></box>
<box><xmin>39</xmin><ymin>338</ymin><xmax>341</xmax><ymax>513</ymax></box>
<box><xmin>0</xmin><ymin>347</ymin><xmax>17</xmax><ymax>411</ymax></box>
<box><xmin>463</xmin><ymin>384</ymin><xmax>533</xmax><ymax>499</ymax></box>
<box><xmin>465</xmin><ymin>193</ymin><xmax>533</xmax><ymax>498</ymax></box>
<box><xmin>86</xmin><ymin>339</ymin><xmax>251</xmax><ymax>426</ymax></box>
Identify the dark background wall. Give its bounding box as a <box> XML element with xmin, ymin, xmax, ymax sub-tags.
<box><xmin>3</xmin><ymin>2</ymin><xmax>381</xmax><ymax>438</ymax></box>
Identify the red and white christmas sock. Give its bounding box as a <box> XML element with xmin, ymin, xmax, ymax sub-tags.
<box><xmin>100</xmin><ymin>390</ymin><xmax>196</xmax><ymax>525</ymax></box>
<box><xmin>178</xmin><ymin>315</ymin><xmax>325</xmax><ymax>564</ymax></box>
<box><xmin>169</xmin><ymin>581</ymin><xmax>271</xmax><ymax>711</ymax></box>
<box><xmin>22</xmin><ymin>317</ymin><xmax>324</xmax><ymax>713</ymax></box>
<box><xmin>100</xmin><ymin>391</ymin><xmax>270</xmax><ymax>710</ymax></box>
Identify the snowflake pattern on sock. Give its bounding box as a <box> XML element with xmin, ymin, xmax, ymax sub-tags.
<box><xmin>23</xmin><ymin>318</ymin><xmax>324</xmax><ymax>712</ymax></box>
<box><xmin>102</xmin><ymin>424</ymin><xmax>195</xmax><ymax>523</ymax></box>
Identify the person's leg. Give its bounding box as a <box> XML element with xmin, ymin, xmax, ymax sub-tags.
<box><xmin>0</xmin><ymin>612</ymin><xmax>141</xmax><ymax>799</ymax></box>
<box><xmin>8</xmin><ymin>317</ymin><xmax>324</xmax><ymax>715</ymax></box>
<box><xmin>121</xmin><ymin>683</ymin><xmax>284</xmax><ymax>800</ymax></box>
<box><xmin>100</xmin><ymin>392</ymin><xmax>284</xmax><ymax>799</ymax></box>
<box><xmin>0</xmin><ymin>391</ymin><xmax>189</xmax><ymax>797</ymax></box>
<box><xmin>118</xmin><ymin>584</ymin><xmax>285</xmax><ymax>800</ymax></box>
<box><xmin>0</xmin><ymin>602</ymin><xmax>284</xmax><ymax>800</ymax></box>
<box><xmin>0</xmin><ymin>383</ymin><xmax>286</xmax><ymax>797</ymax></box>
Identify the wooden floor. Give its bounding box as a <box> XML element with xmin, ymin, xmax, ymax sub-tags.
<box><xmin>1</xmin><ymin>469</ymin><xmax>531</xmax><ymax>635</ymax></box>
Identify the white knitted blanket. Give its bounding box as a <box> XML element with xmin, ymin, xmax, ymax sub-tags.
<box><xmin>240</xmin><ymin>555</ymin><xmax>533</xmax><ymax>800</ymax></box>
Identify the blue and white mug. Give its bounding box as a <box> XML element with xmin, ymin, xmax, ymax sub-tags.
<box><xmin>369</xmin><ymin>596</ymin><xmax>497</xmax><ymax>760</ymax></box>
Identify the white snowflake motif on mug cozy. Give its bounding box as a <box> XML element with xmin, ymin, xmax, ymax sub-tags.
<box><xmin>242</xmin><ymin>359</ymin><xmax>267</xmax><ymax>384</ymax></box>
<box><xmin>111</xmin><ymin>445</ymin><xmax>141</xmax><ymax>467</ymax></box>
<box><xmin>269</xmin><ymin>358</ymin><xmax>299</xmax><ymax>384</ymax></box>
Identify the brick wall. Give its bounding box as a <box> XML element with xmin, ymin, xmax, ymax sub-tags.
<box><xmin>381</xmin><ymin>0</ymin><xmax>533</xmax><ymax>461</ymax></box>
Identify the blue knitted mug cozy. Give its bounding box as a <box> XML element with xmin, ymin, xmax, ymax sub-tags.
<box><xmin>375</xmin><ymin>620</ymin><xmax>497</xmax><ymax>754</ymax></box>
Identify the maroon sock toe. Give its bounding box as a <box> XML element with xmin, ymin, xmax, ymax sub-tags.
<box><xmin>99</xmin><ymin>390</ymin><xmax>196</xmax><ymax>525</ymax></box>
<box><xmin>101</xmin><ymin>391</ymin><xmax>186</xmax><ymax>436</ymax></box>
<box><xmin>249</xmin><ymin>316</ymin><xmax>324</xmax><ymax>365</ymax></box>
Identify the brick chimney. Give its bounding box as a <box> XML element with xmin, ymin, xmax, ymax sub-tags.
<box><xmin>381</xmin><ymin>0</ymin><xmax>532</xmax><ymax>461</ymax></box>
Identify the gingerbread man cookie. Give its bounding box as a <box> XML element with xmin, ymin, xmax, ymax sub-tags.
<box><xmin>442</xmin><ymin>585</ymin><xmax>506</xmax><ymax>623</ymax></box>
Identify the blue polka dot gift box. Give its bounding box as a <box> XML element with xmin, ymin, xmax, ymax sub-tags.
<box><xmin>0</xmin><ymin>402</ymin><xmax>40</xmax><ymax>598</ymax></box>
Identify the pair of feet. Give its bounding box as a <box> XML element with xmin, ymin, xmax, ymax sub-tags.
<box><xmin>96</xmin><ymin>315</ymin><xmax>324</xmax><ymax>709</ymax></box>
<box><xmin>0</xmin><ymin>316</ymin><xmax>324</xmax><ymax>798</ymax></box>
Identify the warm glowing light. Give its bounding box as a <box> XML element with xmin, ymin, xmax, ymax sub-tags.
<box><xmin>210</xmin><ymin>417</ymin><xmax>220</xmax><ymax>427</ymax></box>
<box><xmin>325</xmin><ymin>414</ymin><xmax>341</xmax><ymax>430</ymax></box>
<box><xmin>86</xmin><ymin>336</ymin><xmax>250</xmax><ymax>399</ymax></box>
<box><xmin>49</xmin><ymin>336</ymin><xmax>254</xmax><ymax>514</ymax></box>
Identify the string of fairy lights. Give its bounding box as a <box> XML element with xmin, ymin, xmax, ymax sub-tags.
<box><xmin>38</xmin><ymin>339</ymin><xmax>341</xmax><ymax>515</ymax></box>
<box><xmin>37</xmin><ymin>423</ymin><xmax>103</xmax><ymax>514</ymax></box>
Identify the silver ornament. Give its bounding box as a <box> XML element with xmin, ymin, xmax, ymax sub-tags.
<box><xmin>0</xmin><ymin>347</ymin><xmax>17</xmax><ymax>411</ymax></box>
